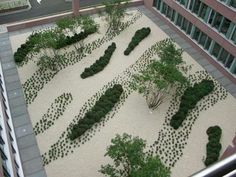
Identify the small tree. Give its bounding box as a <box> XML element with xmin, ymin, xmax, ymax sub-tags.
<box><xmin>100</xmin><ymin>133</ymin><xmax>170</xmax><ymax>177</ymax></box>
<box><xmin>102</xmin><ymin>0</ymin><xmax>130</xmax><ymax>32</ymax></box>
<box><xmin>130</xmin><ymin>39</ymin><xmax>191</xmax><ymax>110</ymax></box>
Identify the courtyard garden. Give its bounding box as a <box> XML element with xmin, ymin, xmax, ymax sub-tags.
<box><xmin>9</xmin><ymin>1</ymin><xmax>236</xmax><ymax>177</ymax></box>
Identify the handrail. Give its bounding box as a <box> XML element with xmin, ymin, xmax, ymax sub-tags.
<box><xmin>190</xmin><ymin>153</ymin><xmax>236</xmax><ymax>177</ymax></box>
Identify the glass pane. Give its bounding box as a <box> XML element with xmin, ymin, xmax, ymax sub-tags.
<box><xmin>230</xmin><ymin>0</ymin><xmax>236</xmax><ymax>8</ymax></box>
<box><xmin>187</xmin><ymin>23</ymin><xmax>192</xmax><ymax>35</ymax></box>
<box><xmin>199</xmin><ymin>3</ymin><xmax>208</xmax><ymax>19</ymax></box>
<box><xmin>156</xmin><ymin>0</ymin><xmax>162</xmax><ymax>10</ymax></box>
<box><xmin>211</xmin><ymin>42</ymin><xmax>221</xmax><ymax>58</ymax></box>
<box><xmin>208</xmin><ymin>10</ymin><xmax>215</xmax><ymax>24</ymax></box>
<box><xmin>199</xmin><ymin>32</ymin><xmax>207</xmax><ymax>46</ymax></box>
<box><xmin>220</xmin><ymin>18</ymin><xmax>231</xmax><ymax>35</ymax></box>
<box><xmin>166</xmin><ymin>6</ymin><xmax>172</xmax><ymax>19</ymax></box>
<box><xmin>161</xmin><ymin>3</ymin><xmax>167</xmax><ymax>14</ymax></box>
<box><xmin>231</xmin><ymin>28</ymin><xmax>236</xmax><ymax>44</ymax></box>
<box><xmin>182</xmin><ymin>18</ymin><xmax>188</xmax><ymax>32</ymax></box>
<box><xmin>193</xmin><ymin>27</ymin><xmax>200</xmax><ymax>40</ymax></box>
<box><xmin>218</xmin><ymin>48</ymin><xmax>229</xmax><ymax>63</ymax></box>
<box><xmin>171</xmin><ymin>10</ymin><xmax>176</xmax><ymax>21</ymax></box>
<box><xmin>176</xmin><ymin>14</ymin><xmax>183</xmax><ymax>27</ymax></box>
<box><xmin>192</xmin><ymin>0</ymin><xmax>201</xmax><ymax>14</ymax></box>
<box><xmin>212</xmin><ymin>13</ymin><xmax>223</xmax><ymax>30</ymax></box>
<box><xmin>225</xmin><ymin>55</ymin><xmax>234</xmax><ymax>68</ymax></box>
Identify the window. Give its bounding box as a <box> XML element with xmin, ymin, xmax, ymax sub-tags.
<box><xmin>225</xmin><ymin>55</ymin><xmax>234</xmax><ymax>68</ymax></box>
<box><xmin>231</xmin><ymin>28</ymin><xmax>236</xmax><ymax>44</ymax></box>
<box><xmin>186</xmin><ymin>23</ymin><xmax>193</xmax><ymax>35</ymax></box>
<box><xmin>208</xmin><ymin>10</ymin><xmax>216</xmax><ymax>24</ymax></box>
<box><xmin>230</xmin><ymin>0</ymin><xmax>236</xmax><ymax>8</ymax></box>
<box><xmin>212</xmin><ymin>13</ymin><xmax>223</xmax><ymax>30</ymax></box>
<box><xmin>218</xmin><ymin>48</ymin><xmax>229</xmax><ymax>63</ymax></box>
<box><xmin>166</xmin><ymin>6</ymin><xmax>172</xmax><ymax>19</ymax></box>
<box><xmin>171</xmin><ymin>10</ymin><xmax>176</xmax><ymax>22</ymax></box>
<box><xmin>220</xmin><ymin>18</ymin><xmax>231</xmax><ymax>35</ymax></box>
<box><xmin>192</xmin><ymin>0</ymin><xmax>201</xmax><ymax>14</ymax></box>
<box><xmin>199</xmin><ymin>32</ymin><xmax>207</xmax><ymax>46</ymax></box>
<box><xmin>211</xmin><ymin>42</ymin><xmax>221</xmax><ymax>58</ymax></box>
<box><xmin>199</xmin><ymin>3</ymin><xmax>208</xmax><ymax>19</ymax></box>
<box><xmin>176</xmin><ymin>14</ymin><xmax>183</xmax><ymax>27</ymax></box>
<box><xmin>182</xmin><ymin>18</ymin><xmax>188</xmax><ymax>32</ymax></box>
<box><xmin>193</xmin><ymin>27</ymin><xmax>200</xmax><ymax>41</ymax></box>
<box><xmin>155</xmin><ymin>0</ymin><xmax>162</xmax><ymax>10</ymax></box>
<box><xmin>204</xmin><ymin>37</ymin><xmax>212</xmax><ymax>50</ymax></box>
<box><xmin>161</xmin><ymin>2</ymin><xmax>167</xmax><ymax>14</ymax></box>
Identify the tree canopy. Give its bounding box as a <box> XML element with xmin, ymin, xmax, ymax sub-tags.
<box><xmin>100</xmin><ymin>133</ymin><xmax>170</xmax><ymax>177</ymax></box>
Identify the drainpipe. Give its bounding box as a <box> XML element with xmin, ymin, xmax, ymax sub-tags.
<box><xmin>72</xmin><ymin>0</ymin><xmax>80</xmax><ymax>16</ymax></box>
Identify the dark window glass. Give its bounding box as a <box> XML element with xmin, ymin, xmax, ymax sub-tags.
<box><xmin>220</xmin><ymin>18</ymin><xmax>231</xmax><ymax>35</ymax></box>
<box><xmin>211</xmin><ymin>42</ymin><xmax>221</xmax><ymax>58</ymax></box>
<box><xmin>231</xmin><ymin>28</ymin><xmax>236</xmax><ymax>44</ymax></box>
<box><xmin>171</xmin><ymin>10</ymin><xmax>176</xmax><ymax>21</ymax></box>
<box><xmin>186</xmin><ymin>23</ymin><xmax>192</xmax><ymax>35</ymax></box>
<box><xmin>176</xmin><ymin>14</ymin><xmax>183</xmax><ymax>27</ymax></box>
<box><xmin>199</xmin><ymin>33</ymin><xmax>207</xmax><ymax>46</ymax></box>
<box><xmin>161</xmin><ymin>3</ymin><xmax>167</xmax><ymax>14</ymax></box>
<box><xmin>166</xmin><ymin>6</ymin><xmax>172</xmax><ymax>19</ymax></box>
<box><xmin>204</xmin><ymin>37</ymin><xmax>212</xmax><ymax>50</ymax></box>
<box><xmin>208</xmin><ymin>10</ymin><xmax>215</xmax><ymax>24</ymax></box>
<box><xmin>199</xmin><ymin>3</ymin><xmax>208</xmax><ymax>19</ymax></box>
<box><xmin>225</xmin><ymin>55</ymin><xmax>234</xmax><ymax>68</ymax></box>
<box><xmin>192</xmin><ymin>0</ymin><xmax>201</xmax><ymax>14</ymax></box>
<box><xmin>212</xmin><ymin>13</ymin><xmax>223</xmax><ymax>29</ymax></box>
<box><xmin>230</xmin><ymin>0</ymin><xmax>236</xmax><ymax>8</ymax></box>
<box><xmin>193</xmin><ymin>27</ymin><xmax>200</xmax><ymax>40</ymax></box>
<box><xmin>182</xmin><ymin>18</ymin><xmax>188</xmax><ymax>32</ymax></box>
<box><xmin>218</xmin><ymin>49</ymin><xmax>229</xmax><ymax>63</ymax></box>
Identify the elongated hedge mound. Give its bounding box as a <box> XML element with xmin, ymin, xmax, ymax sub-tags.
<box><xmin>14</xmin><ymin>33</ymin><xmax>39</xmax><ymax>63</ymax></box>
<box><xmin>55</xmin><ymin>26</ymin><xmax>97</xmax><ymax>49</ymax></box>
<box><xmin>81</xmin><ymin>42</ymin><xmax>116</xmax><ymax>79</ymax></box>
<box><xmin>205</xmin><ymin>126</ymin><xmax>222</xmax><ymax>166</ymax></box>
<box><xmin>69</xmin><ymin>84</ymin><xmax>123</xmax><ymax>140</ymax></box>
<box><xmin>170</xmin><ymin>80</ymin><xmax>214</xmax><ymax>129</ymax></box>
<box><xmin>124</xmin><ymin>27</ymin><xmax>151</xmax><ymax>55</ymax></box>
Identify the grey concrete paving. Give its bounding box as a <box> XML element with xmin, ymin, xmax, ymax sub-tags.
<box><xmin>0</xmin><ymin>27</ymin><xmax>46</xmax><ymax>177</ymax></box>
<box><xmin>139</xmin><ymin>6</ymin><xmax>236</xmax><ymax>98</ymax></box>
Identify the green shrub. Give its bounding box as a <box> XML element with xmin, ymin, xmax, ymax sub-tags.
<box><xmin>69</xmin><ymin>84</ymin><xmax>123</xmax><ymax>140</ymax></box>
<box><xmin>170</xmin><ymin>80</ymin><xmax>214</xmax><ymax>129</ymax></box>
<box><xmin>204</xmin><ymin>126</ymin><xmax>222</xmax><ymax>166</ymax></box>
<box><xmin>124</xmin><ymin>27</ymin><xmax>151</xmax><ymax>55</ymax></box>
<box><xmin>14</xmin><ymin>33</ymin><xmax>39</xmax><ymax>64</ymax></box>
<box><xmin>81</xmin><ymin>42</ymin><xmax>116</xmax><ymax>79</ymax></box>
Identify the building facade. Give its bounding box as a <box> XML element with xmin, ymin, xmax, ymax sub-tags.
<box><xmin>0</xmin><ymin>63</ymin><xmax>24</xmax><ymax>177</ymax></box>
<box><xmin>144</xmin><ymin>0</ymin><xmax>236</xmax><ymax>79</ymax></box>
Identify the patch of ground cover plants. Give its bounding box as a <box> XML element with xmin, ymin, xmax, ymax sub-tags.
<box><xmin>124</xmin><ymin>27</ymin><xmax>151</xmax><ymax>55</ymax></box>
<box><xmin>22</xmin><ymin>11</ymin><xmax>143</xmax><ymax>105</ymax></box>
<box><xmin>149</xmin><ymin>71</ymin><xmax>228</xmax><ymax>168</ymax></box>
<box><xmin>204</xmin><ymin>125</ymin><xmax>222</xmax><ymax>166</ymax></box>
<box><xmin>81</xmin><ymin>42</ymin><xmax>116</xmax><ymax>78</ymax></box>
<box><xmin>33</xmin><ymin>93</ymin><xmax>73</xmax><ymax>135</ymax></box>
<box><xmin>69</xmin><ymin>84</ymin><xmax>123</xmax><ymax>140</ymax></box>
<box><xmin>170</xmin><ymin>79</ymin><xmax>214</xmax><ymax>129</ymax></box>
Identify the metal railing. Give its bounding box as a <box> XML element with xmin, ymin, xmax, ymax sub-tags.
<box><xmin>191</xmin><ymin>153</ymin><xmax>236</xmax><ymax>177</ymax></box>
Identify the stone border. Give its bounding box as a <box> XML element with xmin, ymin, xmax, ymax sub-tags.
<box><xmin>0</xmin><ymin>29</ymin><xmax>46</xmax><ymax>177</ymax></box>
<box><xmin>139</xmin><ymin>6</ymin><xmax>236</xmax><ymax>99</ymax></box>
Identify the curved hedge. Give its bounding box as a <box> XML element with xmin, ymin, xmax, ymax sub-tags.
<box><xmin>170</xmin><ymin>80</ymin><xmax>214</xmax><ymax>129</ymax></box>
<box><xmin>81</xmin><ymin>42</ymin><xmax>116</xmax><ymax>79</ymax></box>
<box><xmin>69</xmin><ymin>84</ymin><xmax>123</xmax><ymax>140</ymax></box>
<box><xmin>14</xmin><ymin>33</ymin><xmax>39</xmax><ymax>64</ymax></box>
<box><xmin>55</xmin><ymin>26</ymin><xmax>97</xmax><ymax>49</ymax></box>
<box><xmin>204</xmin><ymin>126</ymin><xmax>222</xmax><ymax>166</ymax></box>
<box><xmin>124</xmin><ymin>27</ymin><xmax>151</xmax><ymax>55</ymax></box>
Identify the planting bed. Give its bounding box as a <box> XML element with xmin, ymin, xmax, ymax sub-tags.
<box><xmin>9</xmin><ymin>8</ymin><xmax>236</xmax><ymax>177</ymax></box>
